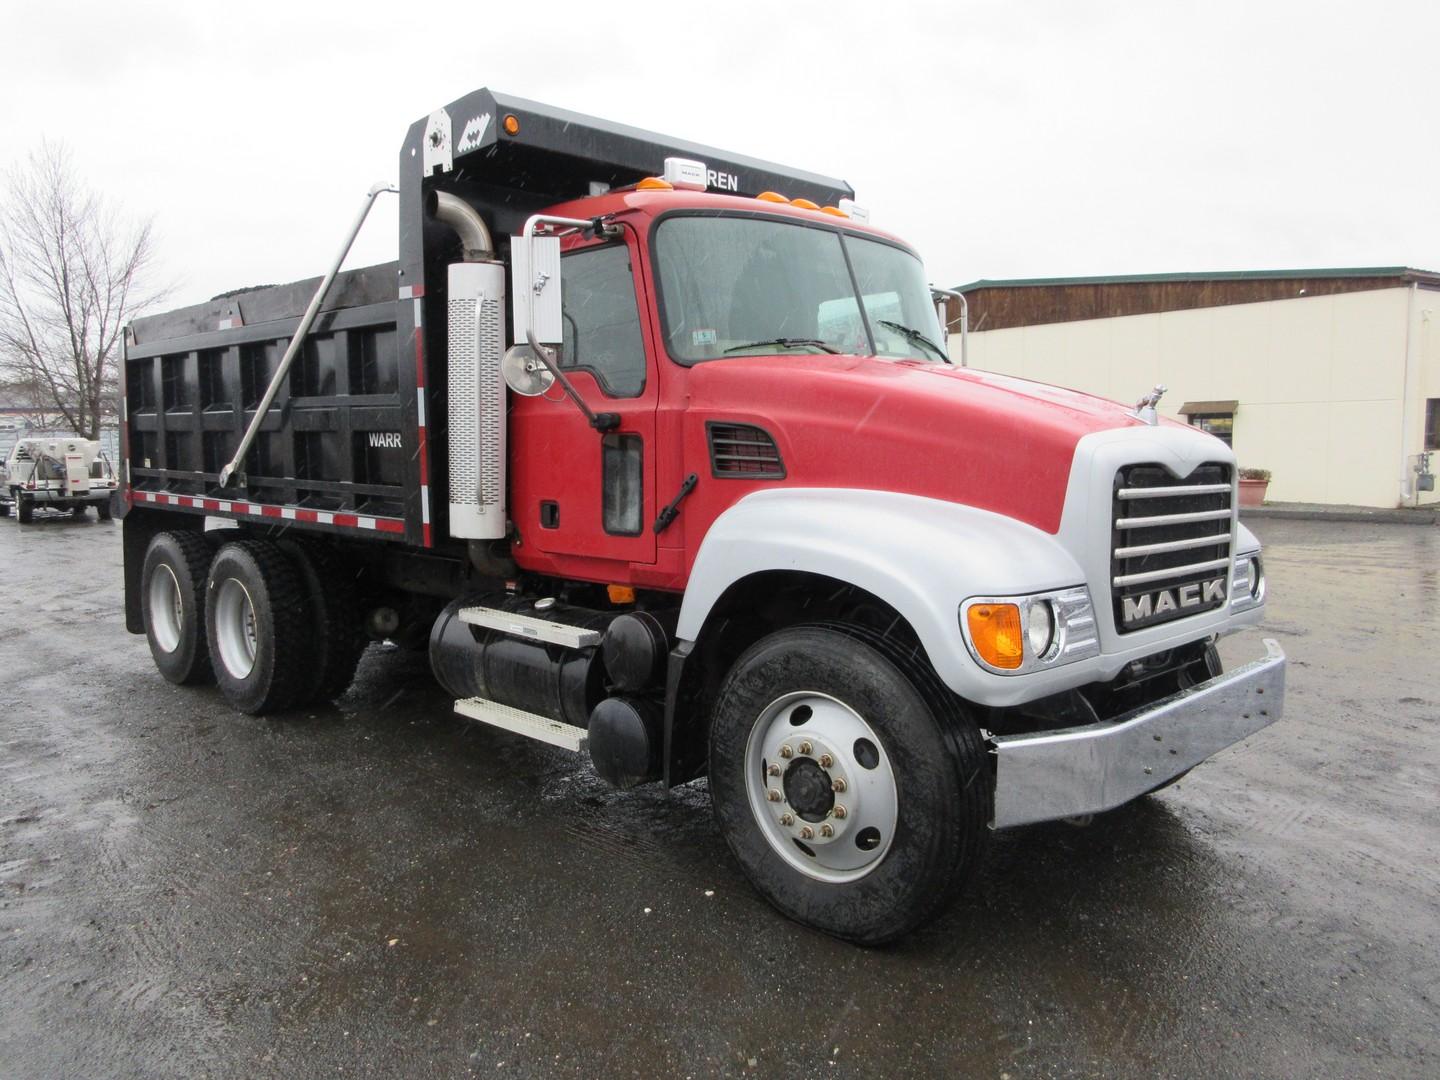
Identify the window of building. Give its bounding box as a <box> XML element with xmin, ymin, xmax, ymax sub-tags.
<box><xmin>1426</xmin><ymin>399</ymin><xmax>1440</xmax><ymax>451</ymax></box>
<box><xmin>1190</xmin><ymin>413</ymin><xmax>1234</xmax><ymax>446</ymax></box>
<box><xmin>560</xmin><ymin>243</ymin><xmax>646</xmax><ymax>398</ymax></box>
<box><xmin>1179</xmin><ymin>400</ymin><xmax>1238</xmax><ymax>447</ymax></box>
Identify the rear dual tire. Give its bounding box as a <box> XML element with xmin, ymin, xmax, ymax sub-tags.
<box><xmin>279</xmin><ymin>539</ymin><xmax>367</xmax><ymax>705</ymax></box>
<box><xmin>204</xmin><ymin>540</ymin><xmax>314</xmax><ymax>715</ymax></box>
<box><xmin>141</xmin><ymin>531</ymin><xmax>215</xmax><ymax>685</ymax></box>
<box><xmin>140</xmin><ymin>532</ymin><xmax>363</xmax><ymax>712</ymax></box>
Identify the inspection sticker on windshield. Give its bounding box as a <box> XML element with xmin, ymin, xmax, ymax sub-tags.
<box><xmin>692</xmin><ymin>329</ymin><xmax>717</xmax><ymax>346</ymax></box>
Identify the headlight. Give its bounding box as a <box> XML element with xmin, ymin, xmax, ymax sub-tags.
<box><xmin>1231</xmin><ymin>553</ymin><xmax>1265</xmax><ymax>611</ymax></box>
<box><xmin>961</xmin><ymin>587</ymin><xmax>1099</xmax><ymax>675</ymax></box>
<box><xmin>1027</xmin><ymin>600</ymin><xmax>1055</xmax><ymax>658</ymax></box>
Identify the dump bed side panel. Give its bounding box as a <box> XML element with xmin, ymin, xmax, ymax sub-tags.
<box><xmin>121</xmin><ymin>262</ymin><xmax>431</xmax><ymax>546</ymax></box>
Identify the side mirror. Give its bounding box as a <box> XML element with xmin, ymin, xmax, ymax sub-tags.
<box><xmin>501</xmin><ymin>343</ymin><xmax>556</xmax><ymax>397</ymax></box>
<box><xmin>511</xmin><ymin>233</ymin><xmax>563</xmax><ymax>348</ymax></box>
<box><xmin>508</xmin><ymin>214</ymin><xmax>620</xmax><ymax>432</ymax></box>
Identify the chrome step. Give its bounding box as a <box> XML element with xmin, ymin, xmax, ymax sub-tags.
<box><xmin>458</xmin><ymin>605</ymin><xmax>601</xmax><ymax>648</ymax></box>
<box><xmin>454</xmin><ymin>697</ymin><xmax>588</xmax><ymax>753</ymax></box>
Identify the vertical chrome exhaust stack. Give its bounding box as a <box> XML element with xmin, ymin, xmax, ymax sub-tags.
<box><xmin>429</xmin><ymin>191</ymin><xmax>506</xmax><ymax>541</ymax></box>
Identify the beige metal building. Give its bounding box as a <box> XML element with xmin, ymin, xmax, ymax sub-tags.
<box><xmin>947</xmin><ymin>268</ymin><xmax>1440</xmax><ymax>508</ymax></box>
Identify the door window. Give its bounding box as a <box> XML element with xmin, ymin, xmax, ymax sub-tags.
<box><xmin>560</xmin><ymin>244</ymin><xmax>647</xmax><ymax>398</ymax></box>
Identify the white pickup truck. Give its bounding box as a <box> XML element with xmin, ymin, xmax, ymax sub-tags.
<box><xmin>1</xmin><ymin>437</ymin><xmax>117</xmax><ymax>523</ymax></box>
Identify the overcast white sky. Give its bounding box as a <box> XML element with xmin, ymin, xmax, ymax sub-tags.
<box><xmin>2</xmin><ymin>0</ymin><xmax>1435</xmax><ymax>310</ymax></box>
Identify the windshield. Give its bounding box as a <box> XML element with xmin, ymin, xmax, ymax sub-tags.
<box><xmin>654</xmin><ymin>215</ymin><xmax>946</xmax><ymax>364</ymax></box>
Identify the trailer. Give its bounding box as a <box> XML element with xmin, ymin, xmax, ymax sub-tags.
<box><xmin>120</xmin><ymin>88</ymin><xmax>1285</xmax><ymax>944</ymax></box>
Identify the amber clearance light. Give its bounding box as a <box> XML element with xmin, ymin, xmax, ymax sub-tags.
<box><xmin>966</xmin><ymin>603</ymin><xmax>1023</xmax><ymax>669</ymax></box>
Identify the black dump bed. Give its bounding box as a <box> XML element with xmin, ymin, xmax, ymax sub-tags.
<box><xmin>123</xmin><ymin>262</ymin><xmax>421</xmax><ymax>541</ymax></box>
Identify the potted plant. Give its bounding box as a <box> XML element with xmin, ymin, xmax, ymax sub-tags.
<box><xmin>1238</xmin><ymin>467</ymin><xmax>1271</xmax><ymax>508</ymax></box>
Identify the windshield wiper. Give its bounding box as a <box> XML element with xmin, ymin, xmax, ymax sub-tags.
<box><xmin>878</xmin><ymin>320</ymin><xmax>949</xmax><ymax>363</ymax></box>
<box><xmin>723</xmin><ymin>337</ymin><xmax>840</xmax><ymax>355</ymax></box>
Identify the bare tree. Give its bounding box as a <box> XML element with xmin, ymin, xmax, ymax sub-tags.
<box><xmin>0</xmin><ymin>143</ymin><xmax>167</xmax><ymax>440</ymax></box>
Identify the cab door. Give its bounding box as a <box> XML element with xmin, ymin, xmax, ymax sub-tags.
<box><xmin>508</xmin><ymin>230</ymin><xmax>658</xmax><ymax>567</ymax></box>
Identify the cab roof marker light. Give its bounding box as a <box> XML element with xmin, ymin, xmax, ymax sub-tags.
<box><xmin>662</xmin><ymin>157</ymin><xmax>708</xmax><ymax>191</ymax></box>
<box><xmin>790</xmin><ymin>197</ymin><xmax>820</xmax><ymax>210</ymax></box>
<box><xmin>820</xmin><ymin>205</ymin><xmax>846</xmax><ymax>217</ymax></box>
<box><xmin>636</xmin><ymin>177</ymin><xmax>674</xmax><ymax>191</ymax></box>
<box><xmin>838</xmin><ymin>198</ymin><xmax>869</xmax><ymax>223</ymax></box>
<box><xmin>755</xmin><ymin>191</ymin><xmax>788</xmax><ymax>203</ymax></box>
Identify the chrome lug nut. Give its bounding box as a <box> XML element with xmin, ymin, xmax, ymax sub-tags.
<box><xmin>779</xmin><ymin>744</ymin><xmax>794</xmax><ymax>759</ymax></box>
<box><xmin>779</xmin><ymin>813</ymin><xmax>794</xmax><ymax>826</ymax></box>
<box><xmin>798</xmin><ymin>741</ymin><xmax>813</xmax><ymax>756</ymax></box>
<box><xmin>819</xmin><ymin>823</ymin><xmax>834</xmax><ymax>838</ymax></box>
<box><xmin>833</xmin><ymin>804</ymin><xmax>848</xmax><ymax>819</ymax></box>
<box><xmin>767</xmin><ymin>789</ymin><xmax>782</xmax><ymax>802</ymax></box>
<box><xmin>799</xmin><ymin>826</ymin><xmax>814</xmax><ymax>840</ymax></box>
<box><xmin>767</xmin><ymin>763</ymin><xmax>780</xmax><ymax>777</ymax></box>
<box><xmin>818</xmin><ymin>753</ymin><xmax>833</xmax><ymax>768</ymax></box>
<box><xmin>832</xmin><ymin>777</ymin><xmax>847</xmax><ymax>793</ymax></box>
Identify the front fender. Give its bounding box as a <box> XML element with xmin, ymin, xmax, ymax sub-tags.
<box><xmin>677</xmin><ymin>488</ymin><xmax>1088</xmax><ymax>706</ymax></box>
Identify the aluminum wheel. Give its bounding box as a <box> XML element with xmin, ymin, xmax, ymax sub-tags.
<box><xmin>213</xmin><ymin>576</ymin><xmax>258</xmax><ymax>680</ymax></box>
<box><xmin>744</xmin><ymin>690</ymin><xmax>899</xmax><ymax>883</ymax></box>
<box><xmin>147</xmin><ymin>564</ymin><xmax>185</xmax><ymax>654</ymax></box>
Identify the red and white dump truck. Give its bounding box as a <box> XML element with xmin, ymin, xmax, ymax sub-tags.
<box><xmin>119</xmin><ymin>89</ymin><xmax>1284</xmax><ymax>943</ymax></box>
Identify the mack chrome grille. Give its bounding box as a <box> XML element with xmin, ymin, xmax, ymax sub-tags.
<box><xmin>1111</xmin><ymin>463</ymin><xmax>1233</xmax><ymax>633</ymax></box>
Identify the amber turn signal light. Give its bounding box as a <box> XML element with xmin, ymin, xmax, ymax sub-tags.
<box><xmin>966</xmin><ymin>603</ymin><xmax>1024</xmax><ymax>669</ymax></box>
<box><xmin>502</xmin><ymin>114</ymin><xmax>521</xmax><ymax>136</ymax></box>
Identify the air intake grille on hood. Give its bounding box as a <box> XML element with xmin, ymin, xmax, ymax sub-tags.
<box><xmin>707</xmin><ymin>422</ymin><xmax>785</xmax><ymax>479</ymax></box>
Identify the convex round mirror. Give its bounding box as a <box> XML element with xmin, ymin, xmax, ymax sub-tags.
<box><xmin>501</xmin><ymin>344</ymin><xmax>556</xmax><ymax>397</ymax></box>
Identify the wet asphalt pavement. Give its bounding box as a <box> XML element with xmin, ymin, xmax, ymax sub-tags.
<box><xmin>0</xmin><ymin>512</ymin><xmax>1436</xmax><ymax>1079</ymax></box>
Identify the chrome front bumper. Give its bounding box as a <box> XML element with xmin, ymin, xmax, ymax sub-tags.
<box><xmin>990</xmin><ymin>639</ymin><xmax>1286</xmax><ymax>828</ymax></box>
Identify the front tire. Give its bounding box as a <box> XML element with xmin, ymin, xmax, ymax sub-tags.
<box><xmin>708</xmin><ymin>625</ymin><xmax>990</xmax><ymax>946</ymax></box>
<box><xmin>141</xmin><ymin>530</ymin><xmax>215</xmax><ymax>685</ymax></box>
<box><xmin>15</xmin><ymin>492</ymin><xmax>32</xmax><ymax>524</ymax></box>
<box><xmin>205</xmin><ymin>540</ymin><xmax>313</xmax><ymax>715</ymax></box>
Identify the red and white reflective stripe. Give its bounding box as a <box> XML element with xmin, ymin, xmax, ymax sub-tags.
<box><xmin>218</xmin><ymin>316</ymin><xmax>243</xmax><ymax>330</ymax></box>
<box><xmin>410</xmin><ymin>290</ymin><xmax>433</xmax><ymax>547</ymax></box>
<box><xmin>398</xmin><ymin>284</ymin><xmax>425</xmax><ymax>300</ymax></box>
<box><xmin>130</xmin><ymin>489</ymin><xmax>405</xmax><ymax>534</ymax></box>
